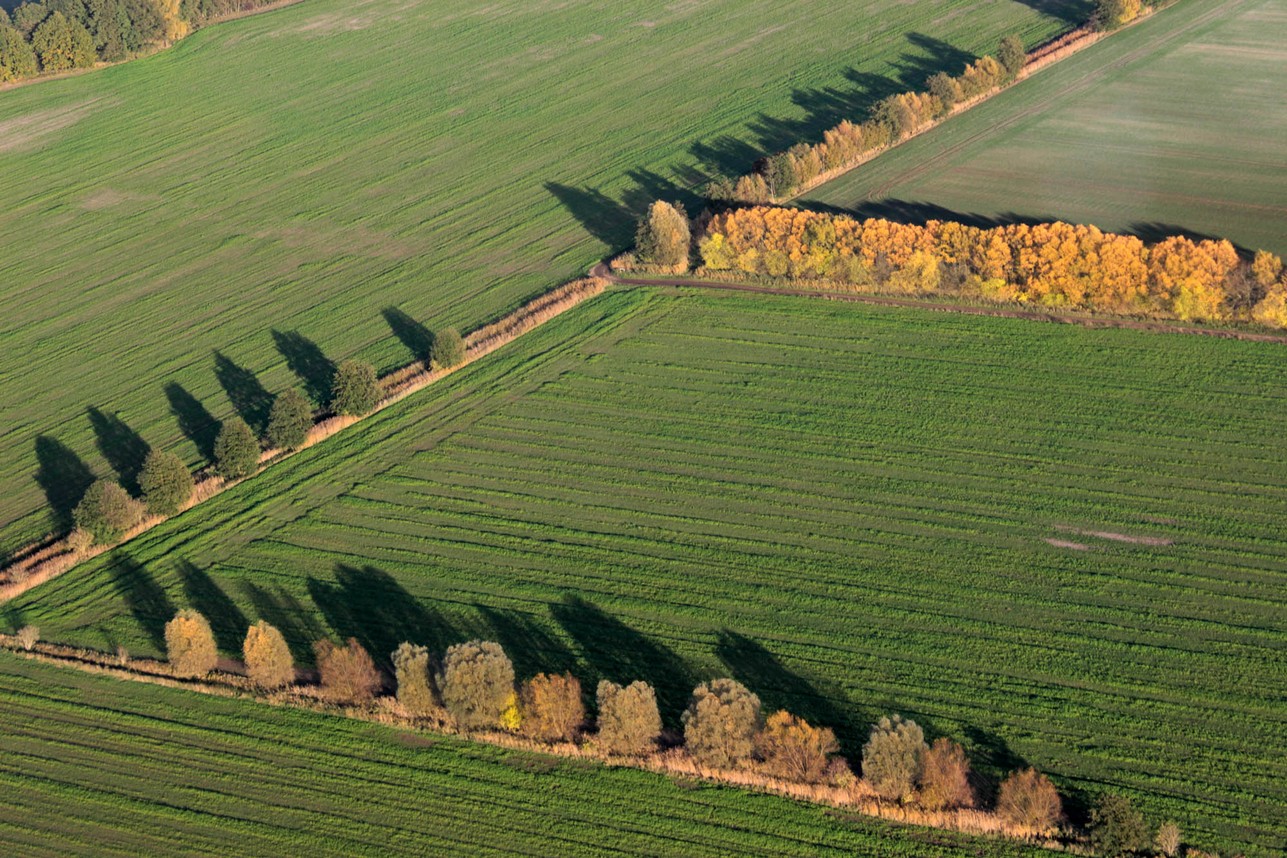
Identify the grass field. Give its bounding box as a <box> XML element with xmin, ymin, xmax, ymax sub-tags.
<box><xmin>802</xmin><ymin>0</ymin><xmax>1287</xmax><ymax>257</ymax></box>
<box><xmin>0</xmin><ymin>0</ymin><xmax>1076</xmax><ymax>555</ymax></box>
<box><xmin>0</xmin><ymin>652</ymin><xmax>1064</xmax><ymax>857</ymax></box>
<box><xmin>7</xmin><ymin>290</ymin><xmax>1285</xmax><ymax>855</ymax></box>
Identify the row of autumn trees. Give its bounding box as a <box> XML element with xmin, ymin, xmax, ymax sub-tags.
<box><xmin>633</xmin><ymin>201</ymin><xmax>1287</xmax><ymax>327</ymax></box>
<box><xmin>67</xmin><ymin>329</ymin><xmax>466</xmax><ymax>548</ymax></box>
<box><xmin>0</xmin><ymin>0</ymin><xmax>273</xmax><ymax>83</ymax></box>
<box><xmin>144</xmin><ymin>608</ymin><xmax>1196</xmax><ymax>857</ymax></box>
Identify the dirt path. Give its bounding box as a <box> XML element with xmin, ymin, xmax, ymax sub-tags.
<box><xmin>593</xmin><ymin>265</ymin><xmax>1287</xmax><ymax>344</ymax></box>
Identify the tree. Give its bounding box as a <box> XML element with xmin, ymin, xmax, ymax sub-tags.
<box><xmin>595</xmin><ymin>679</ymin><xmax>660</xmax><ymax>756</ymax></box>
<box><xmin>266</xmin><ymin>388</ymin><xmax>313</xmax><ymax>451</ymax></box>
<box><xmin>31</xmin><ymin>11</ymin><xmax>94</xmax><ymax>71</ymax></box>
<box><xmin>917</xmin><ymin>736</ymin><xmax>974</xmax><ymax>810</ymax></box>
<box><xmin>314</xmin><ymin>638</ymin><xmax>381</xmax><ymax>704</ymax></box>
<box><xmin>1096</xmin><ymin>0</ymin><xmax>1141</xmax><ymax>30</ymax></box>
<box><xmin>682</xmin><ymin>678</ymin><xmax>762</xmax><ymax>769</ymax></box>
<box><xmin>430</xmin><ymin>327</ymin><xmax>465</xmax><ymax>370</ymax></box>
<box><xmin>519</xmin><ymin>672</ymin><xmax>584</xmax><ymax>742</ymax></box>
<box><xmin>436</xmin><ymin>640</ymin><xmax>515</xmax><ymax>729</ymax></box>
<box><xmin>997</xmin><ymin>35</ymin><xmax>1025</xmax><ymax>80</ymax></box>
<box><xmin>0</xmin><ymin>24</ymin><xmax>38</xmax><ymax>81</ymax></box>
<box><xmin>73</xmin><ymin>478</ymin><xmax>143</xmax><ymax>543</ymax></box>
<box><xmin>138</xmin><ymin>449</ymin><xmax>193</xmax><ymax>516</ymax></box>
<box><xmin>862</xmin><ymin>714</ymin><xmax>926</xmax><ymax>802</ymax></box>
<box><xmin>329</xmin><ymin>359</ymin><xmax>380</xmax><ymax>416</ymax></box>
<box><xmin>635</xmin><ymin>201</ymin><xmax>690</xmax><ymax>271</ymax></box>
<box><xmin>243</xmin><ymin>620</ymin><xmax>294</xmax><ymax>689</ymax></box>
<box><xmin>12</xmin><ymin>3</ymin><xmax>50</xmax><ymax>39</ymax></box>
<box><xmin>213</xmin><ymin>416</ymin><xmax>259</xmax><ymax>480</ymax></box>
<box><xmin>392</xmin><ymin>642</ymin><xmax>437</xmax><ymax>717</ymax></box>
<box><xmin>16</xmin><ymin>625</ymin><xmax>39</xmax><ymax>651</ymax></box>
<box><xmin>755</xmin><ymin>710</ymin><xmax>839</xmax><ymax>784</ymax></box>
<box><xmin>1154</xmin><ymin>821</ymin><xmax>1182</xmax><ymax>857</ymax></box>
<box><xmin>997</xmin><ymin>768</ymin><xmax>1063</xmax><ymax>832</ymax></box>
<box><xmin>1089</xmin><ymin>794</ymin><xmax>1150</xmax><ymax>857</ymax></box>
<box><xmin>165</xmin><ymin>609</ymin><xmax>218</xmax><ymax>678</ymax></box>
<box><xmin>927</xmin><ymin>72</ymin><xmax>961</xmax><ymax>113</ymax></box>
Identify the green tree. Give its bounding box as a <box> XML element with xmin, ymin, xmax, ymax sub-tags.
<box><xmin>31</xmin><ymin>11</ymin><xmax>94</xmax><ymax>71</ymax></box>
<box><xmin>73</xmin><ymin>478</ymin><xmax>142</xmax><ymax>543</ymax></box>
<box><xmin>12</xmin><ymin>3</ymin><xmax>50</xmax><ymax>39</ymax></box>
<box><xmin>392</xmin><ymin>642</ymin><xmax>437</xmax><ymax>717</ymax></box>
<box><xmin>437</xmin><ymin>640</ymin><xmax>515</xmax><ymax>729</ymax></box>
<box><xmin>430</xmin><ymin>327</ymin><xmax>465</xmax><ymax>370</ymax></box>
<box><xmin>165</xmin><ymin>609</ymin><xmax>218</xmax><ymax>678</ymax></box>
<box><xmin>927</xmin><ymin>71</ymin><xmax>960</xmax><ymax>114</ymax></box>
<box><xmin>1095</xmin><ymin>0</ymin><xmax>1140</xmax><ymax>30</ymax></box>
<box><xmin>997</xmin><ymin>35</ymin><xmax>1025</xmax><ymax>81</ymax></box>
<box><xmin>138</xmin><ymin>448</ymin><xmax>193</xmax><ymax>516</ymax></box>
<box><xmin>635</xmin><ymin>201</ymin><xmax>691</xmax><ymax>270</ymax></box>
<box><xmin>213</xmin><ymin>416</ymin><xmax>259</xmax><ymax>480</ymax></box>
<box><xmin>595</xmin><ymin>679</ymin><xmax>660</xmax><ymax>756</ymax></box>
<box><xmin>243</xmin><ymin>620</ymin><xmax>294</xmax><ymax>689</ymax></box>
<box><xmin>681</xmin><ymin>678</ymin><xmax>762</xmax><ymax>769</ymax></box>
<box><xmin>0</xmin><ymin>24</ymin><xmax>38</xmax><ymax>81</ymax></box>
<box><xmin>1090</xmin><ymin>794</ymin><xmax>1150</xmax><ymax>857</ymax></box>
<box><xmin>329</xmin><ymin>359</ymin><xmax>380</xmax><ymax>416</ymax></box>
<box><xmin>862</xmin><ymin>713</ymin><xmax>926</xmax><ymax>802</ymax></box>
<box><xmin>266</xmin><ymin>388</ymin><xmax>313</xmax><ymax>451</ymax></box>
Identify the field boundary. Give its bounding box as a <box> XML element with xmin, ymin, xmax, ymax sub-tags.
<box><xmin>0</xmin><ymin>278</ymin><xmax>606</xmax><ymax>601</ymax></box>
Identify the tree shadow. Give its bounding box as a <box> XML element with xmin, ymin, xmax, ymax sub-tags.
<box><xmin>271</xmin><ymin>330</ymin><xmax>336</xmax><ymax>407</ymax></box>
<box><xmin>165</xmin><ymin>383</ymin><xmax>220</xmax><ymax>463</ymax></box>
<box><xmin>241</xmin><ymin>581</ymin><xmax>326</xmax><ymax>662</ymax></box>
<box><xmin>381</xmin><ymin>308</ymin><xmax>434</xmax><ymax>367</ymax></box>
<box><xmin>897</xmin><ymin>33</ymin><xmax>977</xmax><ymax>91</ymax></box>
<box><xmin>962</xmin><ymin>724</ymin><xmax>1031</xmax><ymax>806</ymax></box>
<box><xmin>86</xmin><ymin>408</ymin><xmax>150</xmax><ymax>496</ymax></box>
<box><xmin>175</xmin><ymin>560</ymin><xmax>246</xmax><ymax>654</ymax></box>
<box><xmin>33</xmin><ymin>435</ymin><xmax>95</xmax><ymax>531</ymax></box>
<box><xmin>307</xmin><ymin>564</ymin><xmax>455</xmax><ymax>670</ymax></box>
<box><xmin>545</xmin><ymin>182</ymin><xmax>637</xmax><ymax>249</ymax></box>
<box><xmin>213</xmin><ymin>351</ymin><xmax>273</xmax><ymax>435</ymax></box>
<box><xmin>549</xmin><ymin>595</ymin><xmax>694</xmax><ymax>725</ymax></box>
<box><xmin>107</xmin><ymin>553</ymin><xmax>173</xmax><ymax>651</ymax></box>
<box><xmin>472</xmin><ymin>604</ymin><xmax>578</xmax><ymax>679</ymax></box>
<box><xmin>1014</xmin><ymin>0</ymin><xmax>1095</xmax><ymax>26</ymax></box>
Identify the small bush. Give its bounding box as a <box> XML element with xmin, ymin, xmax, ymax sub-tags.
<box><xmin>213</xmin><ymin>417</ymin><xmax>260</xmax><ymax>480</ymax></box>
<box><xmin>73</xmin><ymin>479</ymin><xmax>143</xmax><ymax>544</ymax></box>
<box><xmin>138</xmin><ymin>449</ymin><xmax>193</xmax><ymax>516</ymax></box>
<box><xmin>862</xmin><ymin>714</ymin><xmax>926</xmax><ymax>802</ymax></box>
<box><xmin>66</xmin><ymin>527</ymin><xmax>94</xmax><ymax>554</ymax></box>
<box><xmin>16</xmin><ymin>625</ymin><xmax>39</xmax><ymax>651</ymax></box>
<box><xmin>266</xmin><ymin>388</ymin><xmax>313</xmax><ymax>451</ymax></box>
<box><xmin>392</xmin><ymin>642</ymin><xmax>437</xmax><ymax>717</ymax></box>
<box><xmin>314</xmin><ymin>638</ymin><xmax>381</xmax><ymax>704</ymax></box>
<box><xmin>918</xmin><ymin>737</ymin><xmax>975</xmax><ymax>810</ymax></box>
<box><xmin>243</xmin><ymin>620</ymin><xmax>294</xmax><ymax>689</ymax></box>
<box><xmin>430</xmin><ymin>328</ymin><xmax>465</xmax><ymax>370</ymax></box>
<box><xmin>682</xmin><ymin>678</ymin><xmax>762</xmax><ymax>769</ymax></box>
<box><xmin>1090</xmin><ymin>794</ymin><xmax>1150</xmax><ymax>857</ymax></box>
<box><xmin>596</xmin><ymin>679</ymin><xmax>661</xmax><ymax>756</ymax></box>
<box><xmin>1155</xmin><ymin>821</ymin><xmax>1182</xmax><ymax>857</ymax></box>
<box><xmin>437</xmin><ymin>640</ymin><xmax>515</xmax><ymax>729</ymax></box>
<box><xmin>997</xmin><ymin>768</ymin><xmax>1063</xmax><ymax>833</ymax></box>
<box><xmin>755</xmin><ymin>710</ymin><xmax>839</xmax><ymax>784</ymax></box>
<box><xmin>519</xmin><ymin>672</ymin><xmax>584</xmax><ymax>742</ymax></box>
<box><xmin>165</xmin><ymin>609</ymin><xmax>218</xmax><ymax>678</ymax></box>
<box><xmin>330</xmin><ymin>360</ymin><xmax>380</xmax><ymax>416</ymax></box>
<box><xmin>997</xmin><ymin>35</ymin><xmax>1025</xmax><ymax>80</ymax></box>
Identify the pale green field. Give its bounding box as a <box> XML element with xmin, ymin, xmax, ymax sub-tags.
<box><xmin>0</xmin><ymin>0</ymin><xmax>1072</xmax><ymax>554</ymax></box>
<box><xmin>804</xmin><ymin>0</ymin><xmax>1287</xmax><ymax>256</ymax></box>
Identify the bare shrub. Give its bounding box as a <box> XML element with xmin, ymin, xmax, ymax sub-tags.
<box><xmin>314</xmin><ymin>638</ymin><xmax>381</xmax><ymax>704</ymax></box>
<box><xmin>66</xmin><ymin>527</ymin><xmax>94</xmax><ymax>555</ymax></box>
<box><xmin>519</xmin><ymin>672</ymin><xmax>584</xmax><ymax>742</ymax></box>
<box><xmin>165</xmin><ymin>609</ymin><xmax>218</xmax><ymax>678</ymax></box>
<box><xmin>682</xmin><ymin>678</ymin><xmax>762</xmax><ymax>769</ymax></box>
<box><xmin>436</xmin><ymin>640</ymin><xmax>514</xmax><ymax>729</ymax></box>
<box><xmin>243</xmin><ymin>620</ymin><xmax>294</xmax><ymax>689</ymax></box>
<box><xmin>16</xmin><ymin>625</ymin><xmax>39</xmax><ymax>651</ymax></box>
<box><xmin>997</xmin><ymin>768</ymin><xmax>1063</xmax><ymax>833</ymax></box>
<box><xmin>918</xmin><ymin>737</ymin><xmax>974</xmax><ymax>810</ymax></box>
<box><xmin>596</xmin><ymin>679</ymin><xmax>661</xmax><ymax>756</ymax></box>
<box><xmin>862</xmin><ymin>714</ymin><xmax>926</xmax><ymax>802</ymax></box>
<box><xmin>1154</xmin><ymin>821</ymin><xmax>1182</xmax><ymax>857</ymax></box>
<box><xmin>392</xmin><ymin>642</ymin><xmax>437</xmax><ymax>717</ymax></box>
<box><xmin>755</xmin><ymin>710</ymin><xmax>839</xmax><ymax>784</ymax></box>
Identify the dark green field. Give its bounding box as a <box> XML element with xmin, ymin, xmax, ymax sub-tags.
<box><xmin>8</xmin><ymin>290</ymin><xmax>1285</xmax><ymax>856</ymax></box>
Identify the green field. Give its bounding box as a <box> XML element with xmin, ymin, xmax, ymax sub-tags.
<box><xmin>7</xmin><ymin>290</ymin><xmax>1285</xmax><ymax>855</ymax></box>
<box><xmin>803</xmin><ymin>0</ymin><xmax>1287</xmax><ymax>256</ymax></box>
<box><xmin>0</xmin><ymin>652</ymin><xmax>1063</xmax><ymax>857</ymax></box>
<box><xmin>0</xmin><ymin>0</ymin><xmax>1074</xmax><ymax>555</ymax></box>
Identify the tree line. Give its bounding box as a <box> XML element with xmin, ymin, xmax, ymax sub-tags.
<box><xmin>68</xmin><ymin>328</ymin><xmax>465</xmax><ymax>548</ymax></box>
<box><xmin>633</xmin><ymin>203</ymin><xmax>1287</xmax><ymax>327</ymax></box>
<box><xmin>33</xmin><ymin>607</ymin><xmax>1196</xmax><ymax>857</ymax></box>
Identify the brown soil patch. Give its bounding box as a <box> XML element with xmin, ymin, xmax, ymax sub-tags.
<box><xmin>1045</xmin><ymin>538</ymin><xmax>1090</xmax><ymax>551</ymax></box>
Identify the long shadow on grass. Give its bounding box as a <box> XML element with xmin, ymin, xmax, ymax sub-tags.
<box><xmin>547</xmin><ymin>170</ymin><xmax>702</xmax><ymax>253</ymax></box>
<box><xmin>272</xmin><ymin>330</ymin><xmax>336</xmax><ymax>407</ymax></box>
<box><xmin>241</xmin><ymin>582</ymin><xmax>326</xmax><ymax>663</ymax></box>
<box><xmin>33</xmin><ymin>435</ymin><xmax>95</xmax><ymax>532</ymax></box>
<box><xmin>87</xmin><ymin>408</ymin><xmax>150</xmax><ymax>496</ymax></box>
<box><xmin>471</xmin><ymin>604</ymin><xmax>578</xmax><ymax>679</ymax></box>
<box><xmin>1015</xmin><ymin>0</ymin><xmax>1095</xmax><ymax>26</ymax></box>
<box><xmin>176</xmin><ymin>560</ymin><xmax>246</xmax><ymax>654</ymax></box>
<box><xmin>214</xmin><ymin>351</ymin><xmax>274</xmax><ymax>435</ymax></box>
<box><xmin>308</xmin><ymin>565</ymin><xmax>456</xmax><ymax>670</ymax></box>
<box><xmin>381</xmin><ymin>309</ymin><xmax>434</xmax><ymax>368</ymax></box>
<box><xmin>107</xmin><ymin>553</ymin><xmax>173</xmax><ymax>651</ymax></box>
<box><xmin>164</xmin><ymin>383</ymin><xmax>220</xmax><ymax>463</ymax></box>
<box><xmin>550</xmin><ymin>595</ymin><xmax>694</xmax><ymax>726</ymax></box>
